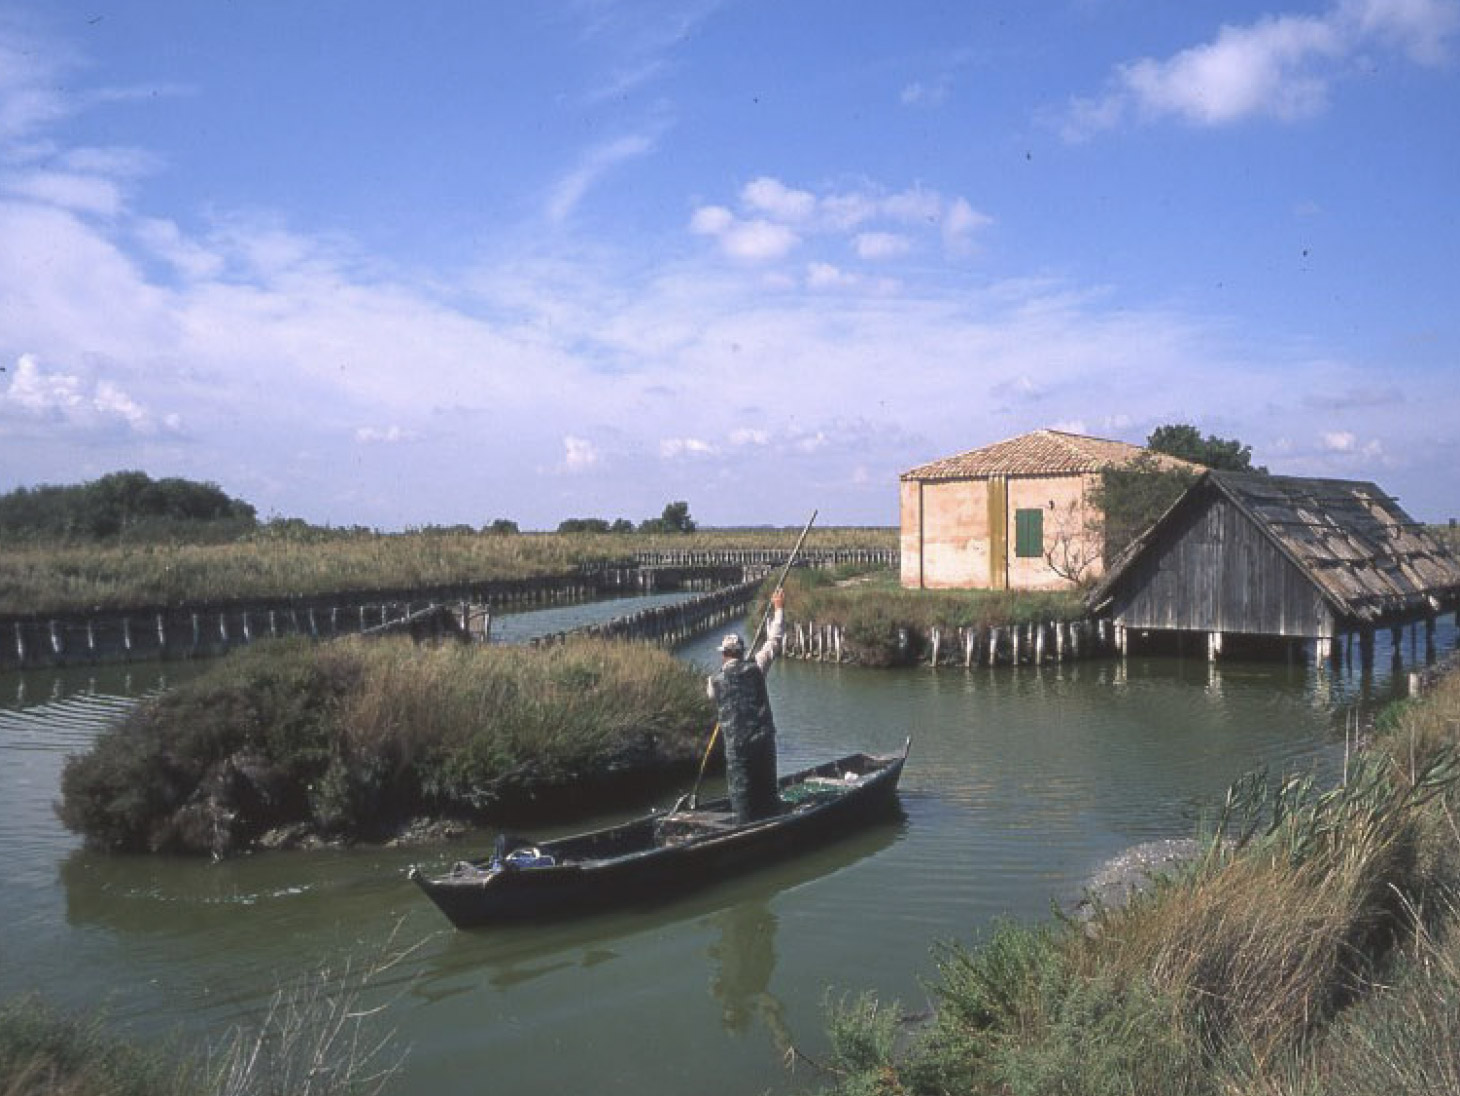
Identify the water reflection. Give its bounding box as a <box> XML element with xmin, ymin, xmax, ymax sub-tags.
<box><xmin>708</xmin><ymin>900</ymin><xmax>791</xmax><ymax>1054</ymax></box>
<box><xmin>404</xmin><ymin>817</ymin><xmax>903</xmax><ymax>1001</ymax></box>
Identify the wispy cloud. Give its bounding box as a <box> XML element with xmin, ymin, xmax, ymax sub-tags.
<box><xmin>546</xmin><ymin>132</ymin><xmax>658</xmax><ymax>223</ymax></box>
<box><xmin>659</xmin><ymin>436</ymin><xmax>714</xmax><ymax>458</ymax></box>
<box><xmin>1063</xmin><ymin>0</ymin><xmax>1460</xmax><ymax>138</ymax></box>
<box><xmin>355</xmin><ymin>425</ymin><xmax>418</xmax><ymax>445</ymax></box>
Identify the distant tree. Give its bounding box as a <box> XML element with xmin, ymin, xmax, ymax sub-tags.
<box><xmin>610</xmin><ymin>518</ymin><xmax>635</xmax><ymax>533</ymax></box>
<box><xmin>484</xmin><ymin>519</ymin><xmax>520</xmax><ymax>535</ymax></box>
<box><xmin>557</xmin><ymin>517</ymin><xmax>612</xmax><ymax>534</ymax></box>
<box><xmin>1090</xmin><ymin>451</ymin><xmax>1201</xmax><ymax>566</ymax></box>
<box><xmin>638</xmin><ymin>500</ymin><xmax>696</xmax><ymax>534</ymax></box>
<box><xmin>1146</xmin><ymin>424</ymin><xmax>1266</xmax><ymax>473</ymax></box>
<box><xmin>0</xmin><ymin>471</ymin><xmax>256</xmax><ymax>543</ymax></box>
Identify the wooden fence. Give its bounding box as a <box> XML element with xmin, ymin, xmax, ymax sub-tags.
<box><xmin>784</xmin><ymin>618</ymin><xmax>1112</xmax><ymax>667</ymax></box>
<box><xmin>0</xmin><ymin>565</ymin><xmax>720</xmax><ymax>671</ymax></box>
<box><xmin>529</xmin><ymin>581</ymin><xmax>762</xmax><ymax>649</ymax></box>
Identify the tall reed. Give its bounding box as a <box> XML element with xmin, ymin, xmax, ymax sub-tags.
<box><xmin>815</xmin><ymin>664</ymin><xmax>1460</xmax><ymax>1096</ymax></box>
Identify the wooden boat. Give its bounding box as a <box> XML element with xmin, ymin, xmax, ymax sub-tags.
<box><xmin>409</xmin><ymin>739</ymin><xmax>910</xmax><ymax>929</ymax></box>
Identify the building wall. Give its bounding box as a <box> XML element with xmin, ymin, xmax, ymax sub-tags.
<box><xmin>901</xmin><ymin>473</ymin><xmax>1102</xmax><ymax>591</ymax></box>
<box><xmin>900</xmin><ymin>477</ymin><xmax>992</xmax><ymax>588</ymax></box>
<box><xmin>1007</xmin><ymin>474</ymin><xmax>1101</xmax><ymax>591</ymax></box>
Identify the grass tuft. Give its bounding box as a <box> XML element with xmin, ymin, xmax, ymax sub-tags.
<box><xmin>58</xmin><ymin>635</ymin><xmax>714</xmax><ymax>854</ymax></box>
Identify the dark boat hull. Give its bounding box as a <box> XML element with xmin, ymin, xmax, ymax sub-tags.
<box><xmin>410</xmin><ymin>741</ymin><xmax>909</xmax><ymax>928</ymax></box>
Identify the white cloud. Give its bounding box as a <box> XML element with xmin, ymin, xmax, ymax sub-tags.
<box><xmin>355</xmin><ymin>425</ymin><xmax>417</xmax><ymax>444</ymax></box>
<box><xmin>0</xmin><ymin>28</ymin><xmax>70</xmax><ymax>142</ymax></box>
<box><xmin>1</xmin><ymin>353</ymin><xmax>170</xmax><ymax>436</ymax></box>
<box><xmin>134</xmin><ymin>217</ymin><xmax>226</xmax><ymax>281</ymax></box>
<box><xmin>1064</xmin><ymin>0</ymin><xmax>1460</xmax><ymax>137</ymax></box>
<box><xmin>742</xmin><ymin>176</ymin><xmax>817</xmax><ymax>223</ymax></box>
<box><xmin>900</xmin><ymin>78</ymin><xmax>949</xmax><ymax>107</ymax></box>
<box><xmin>4</xmin><ymin>169</ymin><xmax>126</xmax><ymax>216</ymax></box>
<box><xmin>729</xmin><ymin>428</ymin><xmax>769</xmax><ymax>447</ymax></box>
<box><xmin>855</xmin><ymin>232</ymin><xmax>911</xmax><ymax>260</ymax></box>
<box><xmin>1344</xmin><ymin>0</ymin><xmax>1460</xmax><ymax>63</ymax></box>
<box><xmin>689</xmin><ymin>176</ymin><xmax>988</xmax><ymax>266</ymax></box>
<box><xmin>659</xmin><ymin>436</ymin><xmax>715</xmax><ymax>458</ymax></box>
<box><xmin>1323</xmin><ymin>429</ymin><xmax>1358</xmax><ymax>451</ymax></box>
<box><xmin>721</xmin><ymin>218</ymin><xmax>800</xmax><ymax>261</ymax></box>
<box><xmin>562</xmin><ymin>435</ymin><xmax>600</xmax><ymax>471</ymax></box>
<box><xmin>943</xmin><ymin>197</ymin><xmax>993</xmax><ymax>249</ymax></box>
<box><xmin>689</xmin><ymin>204</ymin><xmax>734</xmax><ymax>235</ymax></box>
<box><xmin>807</xmin><ymin>261</ymin><xmax>857</xmax><ymax>288</ymax></box>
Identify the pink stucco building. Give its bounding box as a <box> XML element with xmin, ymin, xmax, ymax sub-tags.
<box><xmin>899</xmin><ymin>429</ymin><xmax>1195</xmax><ymax>591</ymax></box>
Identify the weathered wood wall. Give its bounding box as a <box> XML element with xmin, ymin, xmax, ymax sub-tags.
<box><xmin>1105</xmin><ymin>495</ymin><xmax>1333</xmax><ymax>638</ymax></box>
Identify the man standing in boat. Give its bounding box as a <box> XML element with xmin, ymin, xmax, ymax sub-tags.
<box><xmin>708</xmin><ymin>589</ymin><xmax>786</xmax><ymax>823</ymax></box>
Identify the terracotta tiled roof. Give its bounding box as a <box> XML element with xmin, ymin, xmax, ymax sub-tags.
<box><xmin>901</xmin><ymin>429</ymin><xmax>1200</xmax><ymax>481</ymax></box>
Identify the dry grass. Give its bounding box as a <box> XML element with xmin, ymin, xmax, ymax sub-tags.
<box><xmin>0</xmin><ymin>527</ymin><xmax>895</xmax><ymax>615</ymax></box>
<box><xmin>817</xmin><ymin>663</ymin><xmax>1460</xmax><ymax>1096</ymax></box>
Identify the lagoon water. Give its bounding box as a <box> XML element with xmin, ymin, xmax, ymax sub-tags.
<box><xmin>1</xmin><ymin>597</ymin><xmax>1453</xmax><ymax>1095</ymax></box>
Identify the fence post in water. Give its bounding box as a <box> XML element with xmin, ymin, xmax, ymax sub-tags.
<box><xmin>930</xmin><ymin>626</ymin><xmax>941</xmax><ymax>666</ymax></box>
<box><xmin>242</xmin><ymin>612</ymin><xmax>252</xmax><ymax>644</ymax></box>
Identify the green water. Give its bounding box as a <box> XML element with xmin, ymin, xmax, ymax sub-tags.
<box><xmin>1</xmin><ymin>608</ymin><xmax>1451</xmax><ymax>1096</ymax></box>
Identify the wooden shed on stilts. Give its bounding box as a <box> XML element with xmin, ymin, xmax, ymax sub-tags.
<box><xmin>1086</xmin><ymin>471</ymin><xmax>1460</xmax><ymax>667</ymax></box>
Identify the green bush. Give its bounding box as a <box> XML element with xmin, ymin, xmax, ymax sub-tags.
<box><xmin>0</xmin><ymin>995</ymin><xmax>195</xmax><ymax>1096</ymax></box>
<box><xmin>58</xmin><ymin>636</ymin><xmax>714</xmax><ymax>854</ymax></box>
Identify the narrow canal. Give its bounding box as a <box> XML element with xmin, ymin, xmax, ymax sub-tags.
<box><xmin>1</xmin><ymin>596</ymin><xmax>1453</xmax><ymax>1096</ymax></box>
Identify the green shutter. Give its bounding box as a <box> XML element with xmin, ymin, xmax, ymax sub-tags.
<box><xmin>1015</xmin><ymin>508</ymin><xmax>1043</xmax><ymax>558</ymax></box>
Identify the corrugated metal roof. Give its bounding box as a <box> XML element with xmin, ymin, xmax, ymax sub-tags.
<box><xmin>1092</xmin><ymin>471</ymin><xmax>1460</xmax><ymax>624</ymax></box>
<box><xmin>1213</xmin><ymin>472</ymin><xmax>1460</xmax><ymax>622</ymax></box>
<box><xmin>901</xmin><ymin>429</ymin><xmax>1199</xmax><ymax>481</ymax></box>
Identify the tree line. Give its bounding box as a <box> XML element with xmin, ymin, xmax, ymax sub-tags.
<box><xmin>0</xmin><ymin>471</ymin><xmax>258</xmax><ymax>544</ymax></box>
<box><xmin>0</xmin><ymin>471</ymin><xmax>704</xmax><ymax>544</ymax></box>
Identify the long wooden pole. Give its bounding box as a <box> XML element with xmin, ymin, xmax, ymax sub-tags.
<box><xmin>684</xmin><ymin>509</ymin><xmax>817</xmax><ymax>809</ymax></box>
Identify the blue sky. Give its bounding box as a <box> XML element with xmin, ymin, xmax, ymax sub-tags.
<box><xmin>1</xmin><ymin>0</ymin><xmax>1457</xmax><ymax>529</ymax></box>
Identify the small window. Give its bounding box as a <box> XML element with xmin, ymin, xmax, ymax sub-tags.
<box><xmin>1014</xmin><ymin>507</ymin><xmax>1044</xmax><ymax>558</ymax></box>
